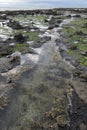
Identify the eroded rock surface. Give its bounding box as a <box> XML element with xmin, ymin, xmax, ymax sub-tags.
<box><xmin>0</xmin><ymin>9</ymin><xmax>87</xmax><ymax>130</ymax></box>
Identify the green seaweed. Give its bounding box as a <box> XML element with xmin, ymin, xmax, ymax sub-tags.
<box><xmin>63</xmin><ymin>18</ymin><xmax>87</xmax><ymax>66</ymax></box>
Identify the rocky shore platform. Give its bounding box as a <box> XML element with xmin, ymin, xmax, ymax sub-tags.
<box><xmin>0</xmin><ymin>8</ymin><xmax>87</xmax><ymax>130</ymax></box>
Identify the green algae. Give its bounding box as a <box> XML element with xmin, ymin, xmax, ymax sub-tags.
<box><xmin>63</xmin><ymin>18</ymin><xmax>87</xmax><ymax>66</ymax></box>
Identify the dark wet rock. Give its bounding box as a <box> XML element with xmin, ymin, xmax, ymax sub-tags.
<box><xmin>58</xmin><ymin>124</ymin><xmax>70</xmax><ymax>130</ymax></box>
<box><xmin>83</xmin><ymin>23</ymin><xmax>87</xmax><ymax>28</ymax></box>
<box><xmin>0</xmin><ymin>75</ymin><xmax>13</xmax><ymax>112</ymax></box>
<box><xmin>0</xmin><ymin>74</ymin><xmax>6</xmax><ymax>82</ymax></box>
<box><xmin>4</xmin><ymin>37</ymin><xmax>14</xmax><ymax>44</ymax></box>
<box><xmin>74</xmin><ymin>65</ymin><xmax>87</xmax><ymax>78</ymax></box>
<box><xmin>0</xmin><ymin>90</ymin><xmax>8</xmax><ymax>110</ymax></box>
<box><xmin>0</xmin><ymin>54</ymin><xmax>20</xmax><ymax>73</ymax></box>
<box><xmin>30</xmin><ymin>37</ymin><xmax>49</xmax><ymax>47</ymax></box>
<box><xmin>9</xmin><ymin>54</ymin><xmax>21</xmax><ymax>68</ymax></box>
<box><xmin>30</xmin><ymin>41</ymin><xmax>43</xmax><ymax>48</ymax></box>
<box><xmin>73</xmin><ymin>69</ymin><xmax>83</xmax><ymax>77</ymax></box>
<box><xmin>48</xmin><ymin>25</ymin><xmax>55</xmax><ymax>30</ymax></box>
<box><xmin>55</xmin><ymin>38</ymin><xmax>62</xmax><ymax>45</ymax></box>
<box><xmin>75</xmin><ymin>30</ymin><xmax>83</xmax><ymax>35</ymax></box>
<box><xmin>80</xmin><ymin>123</ymin><xmax>87</xmax><ymax>130</ymax></box>
<box><xmin>7</xmin><ymin>19</ymin><xmax>24</xmax><ymax>29</ymax></box>
<box><xmin>48</xmin><ymin>23</ymin><xmax>59</xmax><ymax>29</ymax></box>
<box><xmin>3</xmin><ymin>36</ymin><xmax>16</xmax><ymax>45</ymax></box>
<box><xmin>36</xmin><ymin>83</ymin><xmax>48</xmax><ymax>94</ymax></box>
<box><xmin>68</xmin><ymin>45</ymin><xmax>77</xmax><ymax>50</ymax></box>
<box><xmin>48</xmin><ymin>17</ymin><xmax>62</xmax><ymax>29</ymax></box>
<box><xmin>65</xmin><ymin>57</ymin><xmax>79</xmax><ymax>67</ymax></box>
<box><xmin>14</xmin><ymin>33</ymin><xmax>27</xmax><ymax>43</ymax></box>
<box><xmin>0</xmin><ymin>43</ymin><xmax>14</xmax><ymax>57</ymax></box>
<box><xmin>57</xmin><ymin>19</ymin><xmax>62</xmax><ymax>24</ymax></box>
<box><xmin>80</xmin><ymin>72</ymin><xmax>87</xmax><ymax>82</ymax></box>
<box><xmin>30</xmin><ymin>35</ymin><xmax>51</xmax><ymax>48</ymax></box>
<box><xmin>48</xmin><ymin>16</ymin><xmax>60</xmax><ymax>25</ymax></box>
<box><xmin>73</xmin><ymin>14</ymin><xmax>81</xmax><ymax>18</ymax></box>
<box><xmin>72</xmin><ymin>70</ymin><xmax>87</xmax><ymax>104</ymax></box>
<box><xmin>0</xmin><ymin>58</ymin><xmax>12</xmax><ymax>73</ymax></box>
<box><xmin>44</xmin><ymin>18</ymin><xmax>49</xmax><ymax>23</ymax></box>
<box><xmin>21</xmin><ymin>47</ymin><xmax>37</xmax><ymax>54</ymax></box>
<box><xmin>67</xmin><ymin>89</ymin><xmax>87</xmax><ymax>130</ymax></box>
<box><xmin>23</xmin><ymin>24</ymin><xmax>39</xmax><ymax>31</ymax></box>
<box><xmin>38</xmin><ymin>36</ymin><xmax>51</xmax><ymax>43</ymax></box>
<box><xmin>66</xmin><ymin>15</ymin><xmax>72</xmax><ymax>18</ymax></box>
<box><xmin>55</xmin><ymin>24</ymin><xmax>59</xmax><ymax>27</ymax></box>
<box><xmin>80</xmin><ymin>51</ymin><xmax>87</xmax><ymax>56</ymax></box>
<box><xmin>0</xmin><ymin>14</ymin><xmax>7</xmax><ymax>20</ymax></box>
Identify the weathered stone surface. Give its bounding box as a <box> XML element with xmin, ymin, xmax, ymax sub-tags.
<box><xmin>14</xmin><ymin>33</ymin><xmax>26</xmax><ymax>43</ymax></box>
<box><xmin>7</xmin><ymin>20</ymin><xmax>24</xmax><ymax>29</ymax></box>
<box><xmin>38</xmin><ymin>36</ymin><xmax>51</xmax><ymax>43</ymax></box>
<box><xmin>68</xmin><ymin>45</ymin><xmax>77</xmax><ymax>50</ymax></box>
<box><xmin>0</xmin><ymin>54</ymin><xmax>20</xmax><ymax>73</ymax></box>
<box><xmin>0</xmin><ymin>14</ymin><xmax>7</xmax><ymax>20</ymax></box>
<box><xmin>80</xmin><ymin>51</ymin><xmax>87</xmax><ymax>56</ymax></box>
<box><xmin>0</xmin><ymin>8</ymin><xmax>87</xmax><ymax>130</ymax></box>
<box><xmin>0</xmin><ymin>43</ymin><xmax>13</xmax><ymax>56</ymax></box>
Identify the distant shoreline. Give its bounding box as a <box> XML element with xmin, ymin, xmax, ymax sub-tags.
<box><xmin>0</xmin><ymin>7</ymin><xmax>87</xmax><ymax>11</ymax></box>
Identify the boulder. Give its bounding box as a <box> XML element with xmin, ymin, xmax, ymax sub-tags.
<box><xmin>14</xmin><ymin>33</ymin><xmax>26</xmax><ymax>43</ymax></box>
